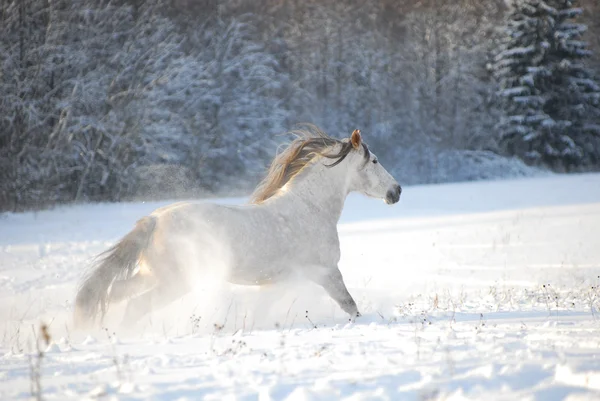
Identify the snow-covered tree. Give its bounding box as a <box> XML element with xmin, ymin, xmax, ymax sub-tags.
<box><xmin>493</xmin><ymin>0</ymin><xmax>600</xmax><ymax>169</ymax></box>
<box><xmin>2</xmin><ymin>0</ymin><xmax>598</xmax><ymax>212</ymax></box>
<box><xmin>547</xmin><ymin>1</ymin><xmax>600</xmax><ymax>166</ymax></box>
<box><xmin>192</xmin><ymin>15</ymin><xmax>289</xmax><ymax>189</ymax></box>
<box><xmin>493</xmin><ymin>0</ymin><xmax>560</xmax><ymax>164</ymax></box>
<box><xmin>0</xmin><ymin>0</ymin><xmax>71</xmax><ymax>209</ymax></box>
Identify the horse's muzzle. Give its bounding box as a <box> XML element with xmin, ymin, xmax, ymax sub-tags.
<box><xmin>385</xmin><ymin>184</ymin><xmax>402</xmax><ymax>204</ymax></box>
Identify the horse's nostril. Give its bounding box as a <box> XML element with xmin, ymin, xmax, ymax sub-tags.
<box><xmin>385</xmin><ymin>186</ymin><xmax>400</xmax><ymax>204</ymax></box>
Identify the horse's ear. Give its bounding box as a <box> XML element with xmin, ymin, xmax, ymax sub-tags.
<box><xmin>350</xmin><ymin>129</ymin><xmax>362</xmax><ymax>150</ymax></box>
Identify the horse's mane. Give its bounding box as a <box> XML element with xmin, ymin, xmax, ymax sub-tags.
<box><xmin>249</xmin><ymin>125</ymin><xmax>369</xmax><ymax>204</ymax></box>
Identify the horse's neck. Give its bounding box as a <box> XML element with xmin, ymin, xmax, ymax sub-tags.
<box><xmin>274</xmin><ymin>161</ymin><xmax>349</xmax><ymax>224</ymax></box>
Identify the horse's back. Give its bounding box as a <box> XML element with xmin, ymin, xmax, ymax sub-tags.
<box><xmin>147</xmin><ymin>201</ymin><xmax>279</xmax><ymax>278</ymax></box>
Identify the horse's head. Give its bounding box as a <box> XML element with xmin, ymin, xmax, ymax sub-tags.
<box><xmin>346</xmin><ymin>129</ymin><xmax>401</xmax><ymax>205</ymax></box>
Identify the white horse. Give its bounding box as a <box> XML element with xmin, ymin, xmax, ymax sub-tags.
<box><xmin>74</xmin><ymin>127</ymin><xmax>401</xmax><ymax>328</ymax></box>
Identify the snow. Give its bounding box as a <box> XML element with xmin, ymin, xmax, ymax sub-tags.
<box><xmin>498</xmin><ymin>86</ymin><xmax>529</xmax><ymax>97</ymax></box>
<box><xmin>2</xmin><ymin>173</ymin><xmax>600</xmax><ymax>400</ymax></box>
<box><xmin>498</xmin><ymin>45</ymin><xmax>536</xmax><ymax>58</ymax></box>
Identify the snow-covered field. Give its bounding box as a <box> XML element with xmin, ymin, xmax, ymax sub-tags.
<box><xmin>1</xmin><ymin>173</ymin><xmax>600</xmax><ymax>400</ymax></box>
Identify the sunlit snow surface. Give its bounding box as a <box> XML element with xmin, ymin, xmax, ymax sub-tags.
<box><xmin>1</xmin><ymin>173</ymin><xmax>600</xmax><ymax>400</ymax></box>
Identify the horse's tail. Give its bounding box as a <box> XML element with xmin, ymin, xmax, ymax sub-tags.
<box><xmin>74</xmin><ymin>216</ymin><xmax>157</xmax><ymax>329</ymax></box>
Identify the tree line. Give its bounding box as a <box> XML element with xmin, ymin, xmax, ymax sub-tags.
<box><xmin>1</xmin><ymin>0</ymin><xmax>599</xmax><ymax>211</ymax></box>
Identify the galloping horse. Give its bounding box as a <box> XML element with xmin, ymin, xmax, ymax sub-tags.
<box><xmin>74</xmin><ymin>127</ymin><xmax>401</xmax><ymax>328</ymax></box>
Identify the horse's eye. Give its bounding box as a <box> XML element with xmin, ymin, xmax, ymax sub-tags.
<box><xmin>372</xmin><ymin>159</ymin><xmax>378</xmax><ymax>164</ymax></box>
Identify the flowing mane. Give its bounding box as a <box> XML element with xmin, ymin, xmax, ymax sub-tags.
<box><xmin>250</xmin><ymin>125</ymin><xmax>369</xmax><ymax>204</ymax></box>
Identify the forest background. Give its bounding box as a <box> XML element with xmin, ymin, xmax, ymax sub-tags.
<box><xmin>1</xmin><ymin>0</ymin><xmax>599</xmax><ymax>212</ymax></box>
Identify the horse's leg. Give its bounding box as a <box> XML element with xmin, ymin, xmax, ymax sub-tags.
<box><xmin>109</xmin><ymin>273</ymin><xmax>156</xmax><ymax>303</ymax></box>
<box><xmin>121</xmin><ymin>282</ymin><xmax>190</xmax><ymax>326</ymax></box>
<box><xmin>121</xmin><ymin>276</ymin><xmax>190</xmax><ymax>326</ymax></box>
<box><xmin>305</xmin><ymin>266</ymin><xmax>360</xmax><ymax>318</ymax></box>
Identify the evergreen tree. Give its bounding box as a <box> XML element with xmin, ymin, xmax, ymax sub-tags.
<box><xmin>548</xmin><ymin>1</ymin><xmax>600</xmax><ymax>166</ymax></box>
<box><xmin>493</xmin><ymin>0</ymin><xmax>600</xmax><ymax>170</ymax></box>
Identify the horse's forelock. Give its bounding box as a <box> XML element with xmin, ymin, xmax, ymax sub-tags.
<box><xmin>249</xmin><ymin>127</ymin><xmax>358</xmax><ymax>204</ymax></box>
